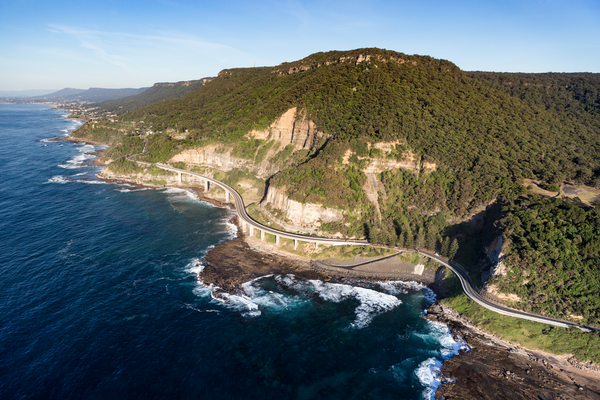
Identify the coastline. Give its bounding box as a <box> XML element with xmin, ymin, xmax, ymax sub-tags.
<box><xmin>70</xmin><ymin>134</ymin><xmax>600</xmax><ymax>398</ymax></box>
<box><xmin>426</xmin><ymin>303</ymin><xmax>600</xmax><ymax>399</ymax></box>
<box><xmin>191</xmin><ymin>193</ymin><xmax>600</xmax><ymax>398</ymax></box>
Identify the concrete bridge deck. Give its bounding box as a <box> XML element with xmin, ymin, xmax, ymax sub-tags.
<box><xmin>132</xmin><ymin>159</ymin><xmax>598</xmax><ymax>332</ymax></box>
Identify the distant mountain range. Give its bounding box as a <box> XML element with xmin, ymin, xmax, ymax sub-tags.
<box><xmin>32</xmin><ymin>87</ymin><xmax>150</xmax><ymax>102</ymax></box>
<box><xmin>92</xmin><ymin>78</ymin><xmax>214</xmax><ymax>114</ymax></box>
<box><xmin>0</xmin><ymin>89</ymin><xmax>57</xmax><ymax>97</ymax></box>
<box><xmin>1</xmin><ymin>79</ymin><xmax>214</xmax><ymax>107</ymax></box>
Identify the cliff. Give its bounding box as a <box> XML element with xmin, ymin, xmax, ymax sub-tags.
<box><xmin>263</xmin><ymin>186</ymin><xmax>343</xmax><ymax>227</ymax></box>
<box><xmin>247</xmin><ymin>107</ymin><xmax>326</xmax><ymax>151</ymax></box>
<box><xmin>170</xmin><ymin>145</ymin><xmax>277</xmax><ymax>178</ymax></box>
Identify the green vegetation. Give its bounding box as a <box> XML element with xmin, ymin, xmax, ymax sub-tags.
<box><xmin>93</xmin><ymin>78</ymin><xmax>214</xmax><ymax>114</ymax></box>
<box><xmin>74</xmin><ymin>50</ymin><xmax>600</xmax><ymax>357</ymax></box>
<box><xmin>271</xmin><ymin>240</ymin><xmax>396</xmax><ymax>260</ymax></box>
<box><xmin>104</xmin><ymin>157</ymin><xmax>144</xmax><ymax>174</ymax></box>
<box><xmin>495</xmin><ymin>196</ymin><xmax>600</xmax><ymax>326</ymax></box>
<box><xmin>122</xmin><ymin>49</ymin><xmax>600</xmax><ymax>202</ymax></box>
<box><xmin>443</xmin><ymin>290</ymin><xmax>600</xmax><ymax>365</ymax></box>
<box><xmin>100</xmin><ymin>136</ymin><xmax>144</xmax><ymax>161</ymax></box>
<box><xmin>70</xmin><ymin>121</ymin><xmax>123</xmax><ymax>144</ymax></box>
<box><xmin>87</xmin><ymin>50</ymin><xmax>600</xmax><ymax>224</ymax></box>
<box><xmin>397</xmin><ymin>252</ymin><xmax>421</xmax><ymax>264</ymax></box>
<box><xmin>105</xmin><ymin>157</ymin><xmax>174</xmax><ymax>178</ymax></box>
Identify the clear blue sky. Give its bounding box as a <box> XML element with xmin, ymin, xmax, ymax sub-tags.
<box><xmin>1</xmin><ymin>0</ymin><xmax>599</xmax><ymax>90</ymax></box>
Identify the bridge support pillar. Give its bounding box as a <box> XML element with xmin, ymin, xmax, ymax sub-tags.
<box><xmin>226</xmin><ymin>191</ymin><xmax>230</xmax><ymax>203</ymax></box>
<box><xmin>177</xmin><ymin>172</ymin><xmax>182</xmax><ymax>184</ymax></box>
<box><xmin>204</xmin><ymin>180</ymin><xmax>209</xmax><ymax>192</ymax></box>
<box><xmin>260</xmin><ymin>230</ymin><xmax>265</xmax><ymax>241</ymax></box>
<box><xmin>315</xmin><ymin>242</ymin><xmax>319</xmax><ymax>250</ymax></box>
<box><xmin>294</xmin><ymin>239</ymin><xmax>298</xmax><ymax>250</ymax></box>
<box><xmin>249</xmin><ymin>226</ymin><xmax>254</xmax><ymax>236</ymax></box>
<box><xmin>276</xmin><ymin>235</ymin><xmax>280</xmax><ymax>246</ymax></box>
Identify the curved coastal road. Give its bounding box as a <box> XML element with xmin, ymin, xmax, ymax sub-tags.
<box><xmin>417</xmin><ymin>249</ymin><xmax>597</xmax><ymax>332</ymax></box>
<box><xmin>132</xmin><ymin>159</ymin><xmax>597</xmax><ymax>332</ymax></box>
<box><xmin>139</xmin><ymin>161</ymin><xmax>368</xmax><ymax>247</ymax></box>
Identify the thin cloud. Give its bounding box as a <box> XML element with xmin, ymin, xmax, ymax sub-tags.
<box><xmin>48</xmin><ymin>25</ymin><xmax>135</xmax><ymax>72</ymax></box>
<box><xmin>48</xmin><ymin>24</ymin><xmax>252</xmax><ymax>68</ymax></box>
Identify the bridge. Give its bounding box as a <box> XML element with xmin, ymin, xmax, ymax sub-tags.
<box><xmin>137</xmin><ymin>161</ymin><xmax>369</xmax><ymax>250</ymax></box>
<box><xmin>133</xmin><ymin>160</ymin><xmax>597</xmax><ymax>332</ymax></box>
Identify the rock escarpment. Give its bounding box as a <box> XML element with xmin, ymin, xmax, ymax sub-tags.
<box><xmin>166</xmin><ymin>109</ymin><xmax>440</xmax><ymax>232</ymax></box>
<box><xmin>264</xmin><ymin>186</ymin><xmax>343</xmax><ymax>227</ymax></box>
<box><xmin>170</xmin><ymin>145</ymin><xmax>278</xmax><ymax>179</ymax></box>
<box><xmin>247</xmin><ymin>107</ymin><xmax>326</xmax><ymax>151</ymax></box>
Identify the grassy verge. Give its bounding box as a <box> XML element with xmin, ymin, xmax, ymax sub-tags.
<box><xmin>397</xmin><ymin>252</ymin><xmax>421</xmax><ymax>264</ymax></box>
<box><xmin>441</xmin><ymin>270</ymin><xmax>600</xmax><ymax>365</ymax></box>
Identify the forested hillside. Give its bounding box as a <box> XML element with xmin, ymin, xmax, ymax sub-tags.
<box><xmin>122</xmin><ymin>49</ymin><xmax>600</xmax><ymax>191</ymax></box>
<box><xmin>94</xmin><ymin>78</ymin><xmax>214</xmax><ymax>114</ymax></box>
<box><xmin>38</xmin><ymin>87</ymin><xmax>148</xmax><ymax>102</ymax></box>
<box><xmin>70</xmin><ymin>48</ymin><xmax>600</xmax><ymax>325</ymax></box>
<box><xmin>100</xmin><ymin>50</ymin><xmax>597</xmax><ymax>242</ymax></box>
<box><xmin>469</xmin><ymin>72</ymin><xmax>600</xmax><ymax>186</ymax></box>
<box><xmin>495</xmin><ymin>196</ymin><xmax>600</xmax><ymax>325</ymax></box>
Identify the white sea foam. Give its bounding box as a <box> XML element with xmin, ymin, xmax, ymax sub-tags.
<box><xmin>222</xmin><ymin>221</ymin><xmax>238</xmax><ymax>237</ymax></box>
<box><xmin>415</xmin><ymin>357</ymin><xmax>443</xmax><ymax>400</ymax></box>
<box><xmin>412</xmin><ymin>320</ymin><xmax>469</xmax><ymax>399</ymax></box>
<box><xmin>57</xmin><ymin>143</ymin><xmax>98</xmax><ymax>169</ymax></box>
<box><xmin>117</xmin><ymin>188</ymin><xmax>151</xmax><ymax>193</ymax></box>
<box><xmin>309</xmin><ymin>280</ymin><xmax>402</xmax><ymax>328</ymax></box>
<box><xmin>47</xmin><ymin>175</ymin><xmax>107</xmax><ymax>184</ymax></box>
<box><xmin>239</xmin><ymin>275</ymin><xmax>305</xmax><ymax>311</ymax></box>
<box><xmin>47</xmin><ymin>176</ymin><xmax>68</xmax><ymax>184</ymax></box>
<box><xmin>185</xmin><ymin>258</ymin><xmax>205</xmax><ymax>275</ymax></box>
<box><xmin>78</xmin><ymin>144</ymin><xmax>95</xmax><ymax>152</ymax></box>
<box><xmin>58</xmin><ymin>163</ymin><xmax>85</xmax><ymax>169</ymax></box>
<box><xmin>377</xmin><ymin>280</ymin><xmax>437</xmax><ymax>306</ymax></box>
<box><xmin>218</xmin><ymin>275</ymin><xmax>404</xmax><ymax>327</ymax></box>
<box><xmin>192</xmin><ymin>284</ymin><xmax>213</xmax><ymax>298</ymax></box>
<box><xmin>72</xmin><ymin>179</ymin><xmax>107</xmax><ymax>185</ymax></box>
<box><xmin>161</xmin><ymin>187</ymin><xmax>200</xmax><ymax>202</ymax></box>
<box><xmin>213</xmin><ymin>291</ymin><xmax>261</xmax><ymax>317</ymax></box>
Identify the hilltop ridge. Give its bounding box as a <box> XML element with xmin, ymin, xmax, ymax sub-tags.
<box><xmin>94</xmin><ymin>78</ymin><xmax>214</xmax><ymax>114</ymax></box>
<box><xmin>70</xmin><ymin>48</ymin><xmax>600</xmax><ymax>333</ymax></box>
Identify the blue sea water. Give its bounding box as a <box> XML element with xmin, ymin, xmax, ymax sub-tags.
<box><xmin>0</xmin><ymin>104</ymin><xmax>464</xmax><ymax>399</ymax></box>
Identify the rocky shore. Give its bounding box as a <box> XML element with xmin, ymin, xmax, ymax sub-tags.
<box><xmin>426</xmin><ymin>303</ymin><xmax>600</xmax><ymax>399</ymax></box>
<box><xmin>201</xmin><ymin>224</ymin><xmax>600</xmax><ymax>399</ymax></box>
<box><xmin>85</xmin><ymin>154</ymin><xmax>600</xmax><ymax>399</ymax></box>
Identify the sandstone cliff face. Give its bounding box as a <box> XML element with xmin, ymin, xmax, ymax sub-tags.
<box><xmin>341</xmin><ymin>144</ymin><xmax>436</xmax><ymax>175</ymax></box>
<box><xmin>169</xmin><ymin>145</ymin><xmax>279</xmax><ymax>179</ymax></box>
<box><xmin>481</xmin><ymin>236</ymin><xmax>522</xmax><ymax>302</ymax></box>
<box><xmin>248</xmin><ymin>107</ymin><xmax>326</xmax><ymax>151</ymax></box>
<box><xmin>274</xmin><ymin>53</ymin><xmax>419</xmax><ymax>76</ymax></box>
<box><xmin>264</xmin><ymin>186</ymin><xmax>343</xmax><ymax>227</ymax></box>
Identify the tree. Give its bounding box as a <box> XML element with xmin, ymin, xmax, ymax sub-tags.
<box><xmin>440</xmin><ymin>237</ymin><xmax>450</xmax><ymax>257</ymax></box>
<box><xmin>396</xmin><ymin>231</ymin><xmax>405</xmax><ymax>248</ymax></box>
<box><xmin>426</xmin><ymin>228</ymin><xmax>437</xmax><ymax>250</ymax></box>
<box><xmin>404</xmin><ymin>231</ymin><xmax>415</xmax><ymax>248</ymax></box>
<box><xmin>415</xmin><ymin>227</ymin><xmax>425</xmax><ymax>248</ymax></box>
<box><xmin>448</xmin><ymin>238</ymin><xmax>459</xmax><ymax>260</ymax></box>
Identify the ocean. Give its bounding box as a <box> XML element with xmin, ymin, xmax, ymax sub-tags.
<box><xmin>0</xmin><ymin>104</ymin><xmax>465</xmax><ymax>399</ymax></box>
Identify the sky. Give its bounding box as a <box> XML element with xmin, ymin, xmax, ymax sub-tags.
<box><xmin>1</xmin><ymin>0</ymin><xmax>599</xmax><ymax>91</ymax></box>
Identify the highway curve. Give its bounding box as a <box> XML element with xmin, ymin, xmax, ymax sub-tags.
<box><xmin>132</xmin><ymin>159</ymin><xmax>598</xmax><ymax>332</ymax></box>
